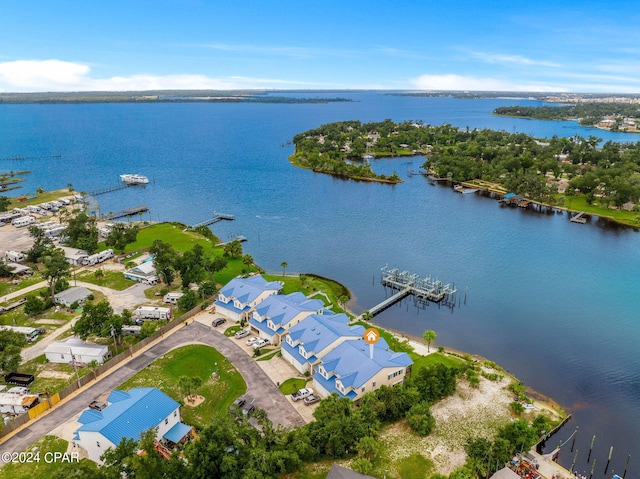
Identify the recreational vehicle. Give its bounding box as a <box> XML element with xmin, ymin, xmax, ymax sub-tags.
<box><xmin>11</xmin><ymin>215</ymin><xmax>36</xmax><ymax>228</ymax></box>
<box><xmin>133</xmin><ymin>306</ymin><xmax>172</xmax><ymax>321</ymax></box>
<box><xmin>5</xmin><ymin>251</ymin><xmax>24</xmax><ymax>262</ymax></box>
<box><xmin>163</xmin><ymin>292</ymin><xmax>184</xmax><ymax>304</ymax></box>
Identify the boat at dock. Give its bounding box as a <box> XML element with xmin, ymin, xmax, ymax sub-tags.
<box><xmin>120</xmin><ymin>174</ymin><xmax>149</xmax><ymax>185</ymax></box>
<box><xmin>454</xmin><ymin>184</ymin><xmax>478</xmax><ymax>194</ymax></box>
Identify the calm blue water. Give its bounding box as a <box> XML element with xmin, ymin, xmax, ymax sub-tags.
<box><xmin>1</xmin><ymin>93</ymin><xmax>639</xmax><ymax>475</ymax></box>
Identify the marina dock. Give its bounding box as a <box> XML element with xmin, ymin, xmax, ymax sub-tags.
<box><xmin>102</xmin><ymin>205</ymin><xmax>148</xmax><ymax>220</ymax></box>
<box><xmin>215</xmin><ymin>235</ymin><xmax>247</xmax><ymax>247</ymax></box>
<box><xmin>570</xmin><ymin>212</ymin><xmax>588</xmax><ymax>224</ymax></box>
<box><xmin>189</xmin><ymin>212</ymin><xmax>235</xmax><ymax>229</ymax></box>
<box><xmin>87</xmin><ymin>182</ymin><xmax>134</xmax><ymax>197</ymax></box>
<box><xmin>369</xmin><ymin>265</ymin><xmax>458</xmax><ymax>317</ymax></box>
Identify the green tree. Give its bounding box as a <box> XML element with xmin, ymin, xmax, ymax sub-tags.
<box><xmin>149</xmin><ymin>239</ymin><xmax>178</xmax><ymax>285</ymax></box>
<box><xmin>361</xmin><ymin>310</ymin><xmax>373</xmax><ymax>321</ymax></box>
<box><xmin>177</xmin><ymin>289</ymin><xmax>198</xmax><ymax>310</ymax></box>
<box><xmin>223</xmin><ymin>239</ymin><xmax>243</xmax><ymax>258</ymax></box>
<box><xmin>27</xmin><ymin>225</ymin><xmax>54</xmax><ymax>263</ymax></box>
<box><xmin>406</xmin><ymin>401</ymin><xmax>436</xmax><ymax>435</ymax></box>
<box><xmin>0</xmin><ymin>259</ymin><xmax>16</xmax><ymax>278</ymax></box>
<box><xmin>423</xmin><ymin>329</ymin><xmax>437</xmax><ymax>352</ymax></box>
<box><xmin>73</xmin><ymin>300</ymin><xmax>114</xmax><ymax>340</ymax></box>
<box><xmin>65</xmin><ymin>212</ymin><xmax>99</xmax><ymax>253</ymax></box>
<box><xmin>0</xmin><ymin>330</ymin><xmax>26</xmax><ymax>375</ymax></box>
<box><xmin>41</xmin><ymin>247</ymin><xmax>71</xmax><ymax>303</ymax></box>
<box><xmin>356</xmin><ymin>436</ymin><xmax>380</xmax><ymax>462</ymax></box>
<box><xmin>242</xmin><ymin>254</ymin><xmax>254</xmax><ymax>271</ymax></box>
<box><xmin>105</xmin><ymin>223</ymin><xmax>139</xmax><ymax>253</ymax></box>
<box><xmin>280</xmin><ymin>261</ymin><xmax>288</xmax><ymax>277</ymax></box>
<box><xmin>0</xmin><ymin>196</ymin><xmax>10</xmax><ymax>212</ymax></box>
<box><xmin>139</xmin><ymin>321</ymin><xmax>157</xmax><ymax>339</ymax></box>
<box><xmin>24</xmin><ymin>294</ymin><xmax>45</xmax><ymax>315</ymax></box>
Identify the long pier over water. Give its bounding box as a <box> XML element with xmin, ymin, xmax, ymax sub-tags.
<box><xmin>369</xmin><ymin>265</ymin><xmax>458</xmax><ymax>316</ymax></box>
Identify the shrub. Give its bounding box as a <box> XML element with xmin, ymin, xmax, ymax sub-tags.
<box><xmin>406</xmin><ymin>401</ymin><xmax>436</xmax><ymax>436</ymax></box>
<box><xmin>510</xmin><ymin>401</ymin><xmax>525</xmax><ymax>415</ymax></box>
<box><xmin>24</xmin><ymin>295</ymin><xmax>45</xmax><ymax>315</ymax></box>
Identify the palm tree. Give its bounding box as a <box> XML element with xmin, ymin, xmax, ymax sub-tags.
<box><xmin>242</xmin><ymin>254</ymin><xmax>254</xmax><ymax>271</ymax></box>
<box><xmin>280</xmin><ymin>261</ymin><xmax>288</xmax><ymax>277</ymax></box>
<box><xmin>423</xmin><ymin>329</ymin><xmax>436</xmax><ymax>353</ymax></box>
<box><xmin>362</xmin><ymin>310</ymin><xmax>373</xmax><ymax>321</ymax></box>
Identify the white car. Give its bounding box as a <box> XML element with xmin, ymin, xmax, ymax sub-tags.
<box><xmin>291</xmin><ymin>387</ymin><xmax>314</xmax><ymax>401</ymax></box>
<box><xmin>235</xmin><ymin>329</ymin><xmax>251</xmax><ymax>339</ymax></box>
<box><xmin>253</xmin><ymin>338</ymin><xmax>270</xmax><ymax>349</ymax></box>
<box><xmin>246</xmin><ymin>337</ymin><xmax>259</xmax><ymax>346</ymax></box>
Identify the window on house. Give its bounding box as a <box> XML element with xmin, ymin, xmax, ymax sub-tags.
<box><xmin>97</xmin><ymin>442</ymin><xmax>101</xmax><ymax>448</ymax></box>
<box><xmin>372</xmin><ymin>381</ymin><xmax>376</xmax><ymax>387</ymax></box>
<box><xmin>174</xmin><ymin>411</ymin><xmax>177</xmax><ymax>417</ymax></box>
<box><xmin>165</xmin><ymin>418</ymin><xmax>168</xmax><ymax>425</ymax></box>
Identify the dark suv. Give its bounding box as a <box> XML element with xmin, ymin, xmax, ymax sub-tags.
<box><xmin>212</xmin><ymin>318</ymin><xmax>226</xmax><ymax>327</ymax></box>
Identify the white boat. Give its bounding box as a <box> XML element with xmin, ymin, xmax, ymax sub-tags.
<box><xmin>120</xmin><ymin>174</ymin><xmax>149</xmax><ymax>185</ymax></box>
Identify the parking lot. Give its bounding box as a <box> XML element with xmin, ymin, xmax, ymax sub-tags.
<box><xmin>0</xmin><ymin>222</ymin><xmax>35</xmax><ymax>257</ymax></box>
<box><xmin>194</xmin><ymin>313</ymin><xmax>319</xmax><ymax>423</ymax></box>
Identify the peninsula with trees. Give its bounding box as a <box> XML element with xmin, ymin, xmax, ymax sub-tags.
<box><xmin>291</xmin><ymin>119</ymin><xmax>640</xmax><ymax>226</ymax></box>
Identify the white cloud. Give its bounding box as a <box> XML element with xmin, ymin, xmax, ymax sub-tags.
<box><xmin>0</xmin><ymin>59</ymin><xmax>311</xmax><ymax>92</ymax></box>
<box><xmin>409</xmin><ymin>73</ymin><xmax>564</xmax><ymax>92</ymax></box>
<box><xmin>467</xmin><ymin>51</ymin><xmax>562</xmax><ymax>68</ymax></box>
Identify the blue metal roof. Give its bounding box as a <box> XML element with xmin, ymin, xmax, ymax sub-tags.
<box><xmin>253</xmin><ymin>292</ymin><xmax>324</xmax><ymax>327</ymax></box>
<box><xmin>219</xmin><ymin>274</ymin><xmax>282</xmax><ymax>306</ymax></box>
<box><xmin>287</xmin><ymin>313</ymin><xmax>365</xmax><ymax>356</ymax></box>
<box><xmin>313</xmin><ymin>371</ymin><xmax>358</xmax><ymax>400</ymax></box>
<box><xmin>318</xmin><ymin>338</ymin><xmax>413</xmax><ymax>391</ymax></box>
<box><xmin>163</xmin><ymin>422</ymin><xmax>192</xmax><ymax>443</ymax></box>
<box><xmin>75</xmin><ymin>388</ymin><xmax>179</xmax><ymax>445</ymax></box>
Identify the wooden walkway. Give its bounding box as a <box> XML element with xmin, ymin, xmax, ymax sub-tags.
<box><xmin>570</xmin><ymin>211</ymin><xmax>588</xmax><ymax>224</ymax></box>
<box><xmin>368</xmin><ymin>287</ymin><xmax>412</xmax><ymax>316</ymax></box>
<box><xmin>87</xmin><ymin>183</ymin><xmax>133</xmax><ymax>197</ymax></box>
<box><xmin>190</xmin><ymin>212</ymin><xmax>235</xmax><ymax>229</ymax></box>
<box><xmin>102</xmin><ymin>205</ymin><xmax>148</xmax><ymax>220</ymax></box>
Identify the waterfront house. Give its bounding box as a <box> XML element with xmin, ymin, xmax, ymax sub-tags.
<box><xmin>214</xmin><ymin>274</ymin><xmax>282</xmax><ymax>322</ymax></box>
<box><xmin>281</xmin><ymin>313</ymin><xmax>365</xmax><ymax>374</ymax></box>
<box><xmin>74</xmin><ymin>387</ymin><xmax>193</xmax><ymax>463</ymax></box>
<box><xmin>45</xmin><ymin>337</ymin><xmax>111</xmax><ymax>364</ymax></box>
<box><xmin>312</xmin><ymin>337</ymin><xmax>413</xmax><ymax>401</ymax></box>
<box><xmin>249</xmin><ymin>292</ymin><xmax>324</xmax><ymax>345</ymax></box>
<box><xmin>124</xmin><ymin>262</ymin><xmax>159</xmax><ymax>284</ymax></box>
<box><xmin>55</xmin><ymin>286</ymin><xmax>92</xmax><ymax>307</ymax></box>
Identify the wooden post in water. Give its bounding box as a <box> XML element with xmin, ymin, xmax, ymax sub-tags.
<box><xmin>587</xmin><ymin>435</ymin><xmax>596</xmax><ymax>462</ymax></box>
<box><xmin>589</xmin><ymin>459</ymin><xmax>596</xmax><ymax>479</ymax></box>
<box><xmin>621</xmin><ymin>454</ymin><xmax>630</xmax><ymax>478</ymax></box>
<box><xmin>604</xmin><ymin>446</ymin><xmax>613</xmax><ymax>474</ymax></box>
<box><xmin>571</xmin><ymin>449</ymin><xmax>579</xmax><ymax>472</ymax></box>
<box><xmin>571</xmin><ymin>426</ymin><xmax>579</xmax><ymax>452</ymax></box>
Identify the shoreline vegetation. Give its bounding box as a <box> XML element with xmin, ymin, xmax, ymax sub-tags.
<box><xmin>0</xmin><ymin>90</ymin><xmax>352</xmax><ymax>104</ymax></box>
<box><xmin>291</xmin><ymin>119</ymin><xmax>640</xmax><ymax>228</ymax></box>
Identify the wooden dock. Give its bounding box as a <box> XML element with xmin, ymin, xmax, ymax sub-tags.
<box><xmin>0</xmin><ymin>154</ymin><xmax>61</xmax><ymax>161</ymax></box>
<box><xmin>570</xmin><ymin>211</ymin><xmax>588</xmax><ymax>224</ymax></box>
<box><xmin>371</xmin><ymin>265</ymin><xmax>458</xmax><ymax>317</ymax></box>
<box><xmin>102</xmin><ymin>205</ymin><xmax>148</xmax><ymax>220</ymax></box>
<box><xmin>215</xmin><ymin>235</ymin><xmax>247</xmax><ymax>246</ymax></box>
<box><xmin>87</xmin><ymin>182</ymin><xmax>134</xmax><ymax>197</ymax></box>
<box><xmin>190</xmin><ymin>212</ymin><xmax>235</xmax><ymax>229</ymax></box>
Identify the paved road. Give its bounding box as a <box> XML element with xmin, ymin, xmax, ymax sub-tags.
<box><xmin>0</xmin><ymin>320</ymin><xmax>304</xmax><ymax>459</ymax></box>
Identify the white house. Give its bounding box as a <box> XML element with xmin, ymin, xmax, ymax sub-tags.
<box><xmin>45</xmin><ymin>338</ymin><xmax>111</xmax><ymax>364</ymax></box>
<box><xmin>249</xmin><ymin>292</ymin><xmax>324</xmax><ymax>345</ymax></box>
<box><xmin>60</xmin><ymin>246</ymin><xmax>89</xmax><ymax>266</ymax></box>
<box><xmin>312</xmin><ymin>337</ymin><xmax>413</xmax><ymax>401</ymax></box>
<box><xmin>281</xmin><ymin>313</ymin><xmax>365</xmax><ymax>374</ymax></box>
<box><xmin>215</xmin><ymin>274</ymin><xmax>282</xmax><ymax>322</ymax></box>
<box><xmin>55</xmin><ymin>286</ymin><xmax>92</xmax><ymax>307</ymax></box>
<box><xmin>74</xmin><ymin>387</ymin><xmax>193</xmax><ymax>463</ymax></box>
<box><xmin>124</xmin><ymin>262</ymin><xmax>159</xmax><ymax>284</ymax></box>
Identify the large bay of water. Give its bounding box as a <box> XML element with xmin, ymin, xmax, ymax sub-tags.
<box><xmin>1</xmin><ymin>93</ymin><xmax>639</xmax><ymax>476</ymax></box>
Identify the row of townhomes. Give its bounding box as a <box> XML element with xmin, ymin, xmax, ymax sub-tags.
<box><xmin>215</xmin><ymin>274</ymin><xmax>413</xmax><ymax>402</ymax></box>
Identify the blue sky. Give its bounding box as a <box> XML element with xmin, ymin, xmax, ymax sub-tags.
<box><xmin>1</xmin><ymin>0</ymin><xmax>639</xmax><ymax>93</ymax></box>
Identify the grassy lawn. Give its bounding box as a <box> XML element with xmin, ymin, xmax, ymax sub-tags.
<box><xmin>279</xmin><ymin>377</ymin><xmax>307</xmax><ymax>395</ymax></box>
<box><xmin>393</xmin><ymin>453</ymin><xmax>434</xmax><ymax>479</ymax></box>
<box><xmin>263</xmin><ymin>273</ymin><xmax>351</xmax><ymax>316</ymax></box>
<box><xmin>224</xmin><ymin>325</ymin><xmax>242</xmax><ymax>336</ymax></box>
<box><xmin>0</xmin><ymin>274</ymin><xmax>45</xmax><ymax>298</ymax></box>
<box><xmin>19</xmin><ymin>354</ymin><xmax>94</xmax><ymax>394</ymax></box>
<box><xmin>118</xmin><ymin>344</ymin><xmax>246</xmax><ymax>429</ymax></box>
<box><xmin>561</xmin><ymin>194</ymin><xmax>639</xmax><ymax>226</ymax></box>
<box><xmin>8</xmin><ymin>188</ymin><xmax>74</xmax><ymax>208</ymax></box>
<box><xmin>0</xmin><ymin>435</ymin><xmax>99</xmax><ymax>479</ymax></box>
<box><xmin>353</xmin><ymin>321</ymin><xmax>414</xmax><ymax>354</ymax></box>
<box><xmin>75</xmin><ymin>270</ymin><xmax>132</xmax><ymax>291</ymax></box>
<box><xmin>0</xmin><ymin>288</ymin><xmax>78</xmax><ymax>329</ymax></box>
<box><xmin>410</xmin><ymin>352</ymin><xmax>466</xmax><ymax>372</ymax></box>
<box><xmin>257</xmin><ymin>350</ymin><xmax>281</xmax><ymax>361</ymax></box>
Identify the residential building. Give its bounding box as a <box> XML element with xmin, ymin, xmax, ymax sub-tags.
<box><xmin>45</xmin><ymin>337</ymin><xmax>111</xmax><ymax>364</ymax></box>
<box><xmin>312</xmin><ymin>337</ymin><xmax>413</xmax><ymax>401</ymax></box>
<box><xmin>249</xmin><ymin>292</ymin><xmax>324</xmax><ymax>345</ymax></box>
<box><xmin>215</xmin><ymin>274</ymin><xmax>282</xmax><ymax>322</ymax></box>
<box><xmin>281</xmin><ymin>313</ymin><xmax>365</xmax><ymax>374</ymax></box>
<box><xmin>55</xmin><ymin>286</ymin><xmax>92</xmax><ymax>307</ymax></box>
<box><xmin>60</xmin><ymin>246</ymin><xmax>89</xmax><ymax>266</ymax></box>
<box><xmin>74</xmin><ymin>387</ymin><xmax>193</xmax><ymax>463</ymax></box>
<box><xmin>124</xmin><ymin>262</ymin><xmax>159</xmax><ymax>284</ymax></box>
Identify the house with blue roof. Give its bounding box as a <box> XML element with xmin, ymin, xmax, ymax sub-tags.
<box><xmin>74</xmin><ymin>387</ymin><xmax>193</xmax><ymax>463</ymax></box>
<box><xmin>281</xmin><ymin>313</ymin><xmax>365</xmax><ymax>374</ymax></box>
<box><xmin>313</xmin><ymin>337</ymin><xmax>413</xmax><ymax>401</ymax></box>
<box><xmin>249</xmin><ymin>292</ymin><xmax>325</xmax><ymax>345</ymax></box>
<box><xmin>214</xmin><ymin>274</ymin><xmax>282</xmax><ymax>322</ymax></box>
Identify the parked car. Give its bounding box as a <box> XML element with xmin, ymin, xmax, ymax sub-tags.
<box><xmin>246</xmin><ymin>337</ymin><xmax>259</xmax><ymax>346</ymax></box>
<box><xmin>252</xmin><ymin>338</ymin><xmax>270</xmax><ymax>349</ymax></box>
<box><xmin>212</xmin><ymin>317</ymin><xmax>226</xmax><ymax>327</ymax></box>
<box><xmin>303</xmin><ymin>394</ymin><xmax>321</xmax><ymax>405</ymax></box>
<box><xmin>35</xmin><ymin>327</ymin><xmax>46</xmax><ymax>335</ymax></box>
<box><xmin>291</xmin><ymin>387</ymin><xmax>314</xmax><ymax>401</ymax></box>
<box><xmin>232</xmin><ymin>396</ymin><xmax>246</xmax><ymax>408</ymax></box>
<box><xmin>242</xmin><ymin>404</ymin><xmax>255</xmax><ymax>416</ymax></box>
<box><xmin>234</xmin><ymin>329</ymin><xmax>251</xmax><ymax>339</ymax></box>
<box><xmin>89</xmin><ymin>400</ymin><xmax>107</xmax><ymax>411</ymax></box>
